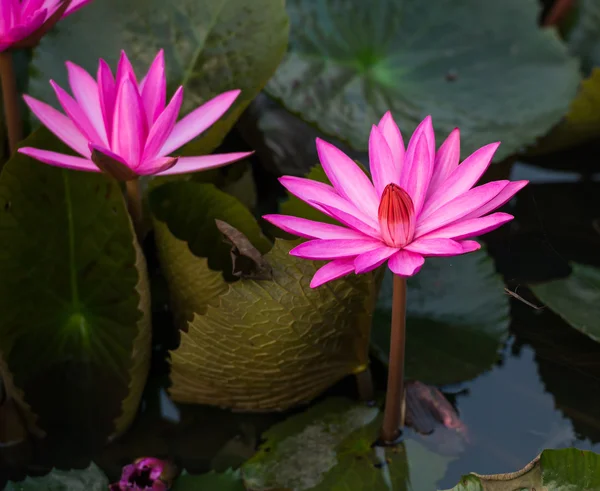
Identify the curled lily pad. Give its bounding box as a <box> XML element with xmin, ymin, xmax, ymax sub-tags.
<box><xmin>267</xmin><ymin>0</ymin><xmax>580</xmax><ymax>162</ymax></box>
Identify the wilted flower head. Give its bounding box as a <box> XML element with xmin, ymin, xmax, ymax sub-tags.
<box><xmin>264</xmin><ymin>113</ymin><xmax>528</xmax><ymax>287</ymax></box>
<box><xmin>109</xmin><ymin>457</ymin><xmax>176</xmax><ymax>491</ymax></box>
<box><xmin>0</xmin><ymin>0</ymin><xmax>91</xmax><ymax>51</ymax></box>
<box><xmin>19</xmin><ymin>50</ymin><xmax>250</xmax><ymax>179</ymax></box>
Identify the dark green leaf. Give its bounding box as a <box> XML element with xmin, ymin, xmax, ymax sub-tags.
<box><xmin>4</xmin><ymin>463</ymin><xmax>109</xmax><ymax>491</ymax></box>
<box><xmin>267</xmin><ymin>0</ymin><xmax>580</xmax><ymax>162</ymax></box>
<box><xmin>173</xmin><ymin>469</ymin><xmax>245</xmax><ymax>491</ymax></box>
<box><xmin>530</xmin><ymin>263</ymin><xmax>600</xmax><ymax>343</ymax></box>
<box><xmin>0</xmin><ymin>128</ymin><xmax>151</xmax><ymax>444</ymax></box>
<box><xmin>372</xmin><ymin>251</ymin><xmax>510</xmax><ymax>385</ymax></box>
<box><xmin>567</xmin><ymin>0</ymin><xmax>600</xmax><ymax>73</ymax></box>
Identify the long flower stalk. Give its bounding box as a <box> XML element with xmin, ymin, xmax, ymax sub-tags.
<box><xmin>125</xmin><ymin>179</ymin><xmax>143</xmax><ymax>239</ymax></box>
<box><xmin>0</xmin><ymin>52</ymin><xmax>21</xmax><ymax>153</ymax></box>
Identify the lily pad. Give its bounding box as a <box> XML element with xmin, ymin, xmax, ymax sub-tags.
<box><xmin>444</xmin><ymin>448</ymin><xmax>600</xmax><ymax>490</ymax></box>
<box><xmin>372</xmin><ymin>252</ymin><xmax>510</xmax><ymax>385</ymax></box>
<box><xmin>0</xmin><ymin>128</ymin><xmax>151</xmax><ymax>444</ymax></box>
<box><xmin>567</xmin><ymin>0</ymin><xmax>600</xmax><ymax>73</ymax></box>
<box><xmin>242</xmin><ymin>397</ymin><xmax>454</xmax><ymax>490</ymax></box>
<box><xmin>169</xmin><ymin>240</ymin><xmax>377</xmax><ymax>411</ymax></box>
<box><xmin>173</xmin><ymin>469</ymin><xmax>245</xmax><ymax>491</ymax></box>
<box><xmin>4</xmin><ymin>463</ymin><xmax>109</xmax><ymax>491</ymax></box>
<box><xmin>30</xmin><ymin>0</ymin><xmax>289</xmax><ymax>156</ymax></box>
<box><xmin>530</xmin><ymin>263</ymin><xmax>600</xmax><ymax>343</ymax></box>
<box><xmin>267</xmin><ymin>0</ymin><xmax>580</xmax><ymax>162</ymax></box>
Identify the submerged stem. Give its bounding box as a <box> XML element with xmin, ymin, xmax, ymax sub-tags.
<box><xmin>125</xmin><ymin>179</ymin><xmax>144</xmax><ymax>240</ymax></box>
<box><xmin>381</xmin><ymin>274</ymin><xmax>407</xmax><ymax>443</ymax></box>
<box><xmin>0</xmin><ymin>52</ymin><xmax>22</xmax><ymax>154</ymax></box>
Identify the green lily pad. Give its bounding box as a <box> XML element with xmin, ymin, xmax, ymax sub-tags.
<box><xmin>372</xmin><ymin>252</ymin><xmax>510</xmax><ymax>385</ymax></box>
<box><xmin>530</xmin><ymin>263</ymin><xmax>600</xmax><ymax>343</ymax></box>
<box><xmin>0</xmin><ymin>128</ymin><xmax>151</xmax><ymax>444</ymax></box>
<box><xmin>173</xmin><ymin>469</ymin><xmax>245</xmax><ymax>491</ymax></box>
<box><xmin>4</xmin><ymin>463</ymin><xmax>109</xmax><ymax>491</ymax></box>
<box><xmin>169</xmin><ymin>240</ymin><xmax>377</xmax><ymax>411</ymax></box>
<box><xmin>242</xmin><ymin>397</ymin><xmax>454</xmax><ymax>490</ymax></box>
<box><xmin>443</xmin><ymin>448</ymin><xmax>600</xmax><ymax>490</ymax></box>
<box><xmin>30</xmin><ymin>0</ymin><xmax>289</xmax><ymax>156</ymax></box>
<box><xmin>267</xmin><ymin>0</ymin><xmax>580</xmax><ymax>162</ymax></box>
<box><xmin>567</xmin><ymin>0</ymin><xmax>600</xmax><ymax>73</ymax></box>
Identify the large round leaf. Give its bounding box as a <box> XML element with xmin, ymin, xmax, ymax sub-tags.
<box><xmin>530</xmin><ymin>262</ymin><xmax>600</xmax><ymax>343</ymax></box>
<box><xmin>30</xmin><ymin>0</ymin><xmax>289</xmax><ymax>156</ymax></box>
<box><xmin>266</xmin><ymin>0</ymin><xmax>580</xmax><ymax>162</ymax></box>
<box><xmin>372</xmin><ymin>252</ymin><xmax>510</xmax><ymax>385</ymax></box>
<box><xmin>169</xmin><ymin>240</ymin><xmax>377</xmax><ymax>411</ymax></box>
<box><xmin>0</xmin><ymin>129</ymin><xmax>151</xmax><ymax>444</ymax></box>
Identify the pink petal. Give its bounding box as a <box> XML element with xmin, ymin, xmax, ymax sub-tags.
<box><xmin>290</xmin><ymin>238</ymin><xmax>382</xmax><ymax>260</ymax></box>
<box><xmin>140</xmin><ymin>49</ymin><xmax>166</xmax><ymax>126</ymax></box>
<box><xmin>143</xmin><ymin>87</ymin><xmax>183</xmax><ymax>160</ymax></box>
<box><xmin>279</xmin><ymin>176</ymin><xmax>379</xmax><ymax>229</ymax></box>
<box><xmin>427</xmin><ymin>128</ymin><xmax>460</xmax><ymax>199</ymax></box>
<box><xmin>415</xmin><ymin>181</ymin><xmax>509</xmax><ymax>237</ymax></box>
<box><xmin>404</xmin><ymin>238</ymin><xmax>464</xmax><ymax>257</ymax></box>
<box><xmin>399</xmin><ymin>116</ymin><xmax>435</xmax><ymax>189</ymax></box>
<box><xmin>463</xmin><ymin>180</ymin><xmax>528</xmax><ymax>220</ymax></box>
<box><xmin>136</xmin><ymin>156</ymin><xmax>178</xmax><ymax>176</ymax></box>
<box><xmin>400</xmin><ymin>132</ymin><xmax>433</xmax><ymax>216</ymax></box>
<box><xmin>116</xmin><ymin>50</ymin><xmax>137</xmax><ymax>86</ymax></box>
<box><xmin>112</xmin><ymin>78</ymin><xmax>147</xmax><ymax>168</ymax></box>
<box><xmin>459</xmin><ymin>240</ymin><xmax>481</xmax><ymax>253</ymax></box>
<box><xmin>20</xmin><ymin>0</ymin><xmax>44</xmax><ymax>19</ymax></box>
<box><xmin>18</xmin><ymin>147</ymin><xmax>99</xmax><ymax>172</ymax></box>
<box><xmin>354</xmin><ymin>246</ymin><xmax>398</xmax><ymax>274</ymax></box>
<box><xmin>23</xmin><ymin>94</ymin><xmax>89</xmax><ymax>156</ymax></box>
<box><xmin>311</xmin><ymin>201</ymin><xmax>382</xmax><ymax>240</ymax></box>
<box><xmin>388</xmin><ymin>250</ymin><xmax>425</xmax><ymax>276</ymax></box>
<box><xmin>66</xmin><ymin>61</ymin><xmax>108</xmax><ymax>145</ymax></box>
<box><xmin>420</xmin><ymin>142</ymin><xmax>500</xmax><ymax>220</ymax></box>
<box><xmin>62</xmin><ymin>0</ymin><xmax>93</xmax><ymax>16</ymax></box>
<box><xmin>262</xmin><ymin>214</ymin><xmax>366</xmax><ymax>240</ymax></box>
<box><xmin>0</xmin><ymin>0</ymin><xmax>16</xmax><ymax>32</ymax></box>
<box><xmin>97</xmin><ymin>59</ymin><xmax>116</xmax><ymax>140</ymax></box>
<box><xmin>369</xmin><ymin>124</ymin><xmax>398</xmax><ymax>197</ymax></box>
<box><xmin>50</xmin><ymin>80</ymin><xmax>104</xmax><ymax>144</ymax></box>
<box><xmin>155</xmin><ymin>151</ymin><xmax>251</xmax><ymax>176</ymax></box>
<box><xmin>310</xmin><ymin>258</ymin><xmax>356</xmax><ymax>288</ymax></box>
<box><xmin>316</xmin><ymin>138</ymin><xmax>379</xmax><ymax>217</ymax></box>
<box><xmin>160</xmin><ymin>90</ymin><xmax>240</xmax><ymax>156</ymax></box>
<box><xmin>418</xmin><ymin>212</ymin><xmax>514</xmax><ymax>241</ymax></box>
<box><xmin>377</xmin><ymin>111</ymin><xmax>404</xmax><ymax>177</ymax></box>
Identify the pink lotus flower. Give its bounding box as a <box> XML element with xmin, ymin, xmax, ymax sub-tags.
<box><xmin>19</xmin><ymin>50</ymin><xmax>250</xmax><ymax>179</ymax></box>
<box><xmin>264</xmin><ymin>114</ymin><xmax>528</xmax><ymax>287</ymax></box>
<box><xmin>0</xmin><ymin>0</ymin><xmax>92</xmax><ymax>51</ymax></box>
<box><xmin>109</xmin><ymin>457</ymin><xmax>176</xmax><ymax>491</ymax></box>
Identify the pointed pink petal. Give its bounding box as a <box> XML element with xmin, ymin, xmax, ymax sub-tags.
<box><xmin>23</xmin><ymin>94</ymin><xmax>89</xmax><ymax>156</ymax></box>
<box><xmin>377</xmin><ymin>111</ymin><xmax>404</xmax><ymax>177</ymax></box>
<box><xmin>155</xmin><ymin>152</ymin><xmax>251</xmax><ymax>176</ymax></box>
<box><xmin>427</xmin><ymin>128</ymin><xmax>460</xmax><ymax>199</ymax></box>
<box><xmin>463</xmin><ymin>180</ymin><xmax>528</xmax><ymax>220</ymax></box>
<box><xmin>62</xmin><ymin>0</ymin><xmax>93</xmax><ymax>16</ymax></box>
<box><xmin>354</xmin><ymin>246</ymin><xmax>398</xmax><ymax>274</ymax></box>
<box><xmin>459</xmin><ymin>240</ymin><xmax>481</xmax><ymax>253</ymax></box>
<box><xmin>421</xmin><ymin>142</ymin><xmax>500</xmax><ymax>220</ymax></box>
<box><xmin>418</xmin><ymin>212</ymin><xmax>514</xmax><ymax>241</ymax></box>
<box><xmin>88</xmin><ymin>142</ymin><xmax>129</xmax><ymax>166</ymax></box>
<box><xmin>369</xmin><ymin>124</ymin><xmax>398</xmax><ymax>197</ymax></box>
<box><xmin>290</xmin><ymin>238</ymin><xmax>382</xmax><ymax>260</ymax></box>
<box><xmin>279</xmin><ymin>176</ymin><xmax>379</xmax><ymax>229</ymax></box>
<box><xmin>66</xmin><ymin>61</ymin><xmax>108</xmax><ymax>145</ymax></box>
<box><xmin>112</xmin><ymin>79</ymin><xmax>146</xmax><ymax>168</ymax></box>
<box><xmin>20</xmin><ymin>0</ymin><xmax>44</xmax><ymax>18</ymax></box>
<box><xmin>415</xmin><ymin>181</ymin><xmax>509</xmax><ymax>237</ymax></box>
<box><xmin>388</xmin><ymin>250</ymin><xmax>425</xmax><ymax>276</ymax></box>
<box><xmin>262</xmin><ymin>214</ymin><xmax>366</xmax><ymax>240</ymax></box>
<box><xmin>143</xmin><ymin>86</ymin><xmax>183</xmax><ymax>160</ymax></box>
<box><xmin>160</xmin><ymin>90</ymin><xmax>240</xmax><ymax>155</ymax></box>
<box><xmin>18</xmin><ymin>147</ymin><xmax>99</xmax><ymax>172</ymax></box>
<box><xmin>116</xmin><ymin>50</ymin><xmax>137</xmax><ymax>86</ymax></box>
<box><xmin>0</xmin><ymin>0</ymin><xmax>16</xmax><ymax>32</ymax></box>
<box><xmin>399</xmin><ymin>116</ymin><xmax>435</xmax><ymax>188</ymax></box>
<box><xmin>311</xmin><ymin>201</ymin><xmax>382</xmax><ymax>240</ymax></box>
<box><xmin>136</xmin><ymin>156</ymin><xmax>178</xmax><ymax>176</ymax></box>
<box><xmin>316</xmin><ymin>138</ymin><xmax>379</xmax><ymax>217</ymax></box>
<box><xmin>400</xmin><ymin>133</ymin><xmax>433</xmax><ymax>216</ymax></box>
<box><xmin>97</xmin><ymin>59</ymin><xmax>116</xmax><ymax>140</ymax></box>
<box><xmin>310</xmin><ymin>258</ymin><xmax>355</xmax><ymax>288</ymax></box>
<box><xmin>50</xmin><ymin>80</ymin><xmax>104</xmax><ymax>145</ymax></box>
<box><xmin>140</xmin><ymin>49</ymin><xmax>166</xmax><ymax>126</ymax></box>
<box><xmin>404</xmin><ymin>238</ymin><xmax>464</xmax><ymax>257</ymax></box>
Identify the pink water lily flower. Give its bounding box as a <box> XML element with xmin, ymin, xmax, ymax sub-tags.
<box><xmin>19</xmin><ymin>50</ymin><xmax>250</xmax><ymax>179</ymax></box>
<box><xmin>0</xmin><ymin>0</ymin><xmax>91</xmax><ymax>51</ymax></box>
<box><xmin>264</xmin><ymin>114</ymin><xmax>528</xmax><ymax>287</ymax></box>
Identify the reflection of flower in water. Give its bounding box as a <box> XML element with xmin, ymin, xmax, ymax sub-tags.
<box><xmin>110</xmin><ymin>457</ymin><xmax>177</xmax><ymax>491</ymax></box>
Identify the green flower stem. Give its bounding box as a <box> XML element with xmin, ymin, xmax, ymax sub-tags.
<box><xmin>0</xmin><ymin>52</ymin><xmax>22</xmax><ymax>154</ymax></box>
<box><xmin>381</xmin><ymin>274</ymin><xmax>407</xmax><ymax>443</ymax></box>
<box><xmin>125</xmin><ymin>178</ymin><xmax>143</xmax><ymax>239</ymax></box>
